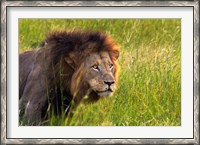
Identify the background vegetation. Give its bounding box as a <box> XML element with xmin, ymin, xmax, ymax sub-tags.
<box><xmin>19</xmin><ymin>19</ymin><xmax>181</xmax><ymax>126</ymax></box>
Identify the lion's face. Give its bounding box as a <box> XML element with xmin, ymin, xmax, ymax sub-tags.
<box><xmin>83</xmin><ymin>51</ymin><xmax>117</xmax><ymax>97</ymax></box>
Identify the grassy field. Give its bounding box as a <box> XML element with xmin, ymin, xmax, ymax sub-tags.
<box><xmin>19</xmin><ymin>19</ymin><xmax>181</xmax><ymax>126</ymax></box>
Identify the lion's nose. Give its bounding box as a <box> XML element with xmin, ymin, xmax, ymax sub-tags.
<box><xmin>103</xmin><ymin>74</ymin><xmax>115</xmax><ymax>87</ymax></box>
<box><xmin>104</xmin><ymin>81</ymin><xmax>115</xmax><ymax>86</ymax></box>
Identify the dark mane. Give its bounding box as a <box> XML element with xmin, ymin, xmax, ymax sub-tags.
<box><xmin>43</xmin><ymin>30</ymin><xmax>119</xmax><ymax>65</ymax></box>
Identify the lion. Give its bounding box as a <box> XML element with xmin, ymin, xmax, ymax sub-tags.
<box><xmin>19</xmin><ymin>30</ymin><xmax>120</xmax><ymax>125</ymax></box>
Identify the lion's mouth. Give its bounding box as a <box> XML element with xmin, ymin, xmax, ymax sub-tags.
<box><xmin>95</xmin><ymin>88</ymin><xmax>113</xmax><ymax>97</ymax></box>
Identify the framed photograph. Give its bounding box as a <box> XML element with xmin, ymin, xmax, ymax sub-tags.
<box><xmin>1</xmin><ymin>0</ymin><xmax>199</xmax><ymax>144</ymax></box>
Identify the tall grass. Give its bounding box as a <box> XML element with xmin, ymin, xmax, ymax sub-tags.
<box><xmin>19</xmin><ymin>19</ymin><xmax>181</xmax><ymax>126</ymax></box>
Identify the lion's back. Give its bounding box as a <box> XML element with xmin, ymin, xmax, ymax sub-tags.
<box><xmin>19</xmin><ymin>51</ymin><xmax>35</xmax><ymax>98</ymax></box>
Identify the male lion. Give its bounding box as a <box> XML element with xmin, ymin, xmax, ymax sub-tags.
<box><xmin>19</xmin><ymin>30</ymin><xmax>120</xmax><ymax>125</ymax></box>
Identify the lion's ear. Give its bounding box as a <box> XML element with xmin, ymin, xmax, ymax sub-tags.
<box><xmin>111</xmin><ymin>50</ymin><xmax>120</xmax><ymax>61</ymax></box>
<box><xmin>65</xmin><ymin>57</ymin><xmax>75</xmax><ymax>69</ymax></box>
<box><xmin>64</xmin><ymin>53</ymin><xmax>77</xmax><ymax>69</ymax></box>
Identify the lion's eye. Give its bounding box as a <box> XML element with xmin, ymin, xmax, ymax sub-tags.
<box><xmin>92</xmin><ymin>65</ymin><xmax>99</xmax><ymax>71</ymax></box>
<box><xmin>109</xmin><ymin>64</ymin><xmax>114</xmax><ymax>69</ymax></box>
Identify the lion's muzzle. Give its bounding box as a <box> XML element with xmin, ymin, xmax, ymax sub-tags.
<box><xmin>89</xmin><ymin>73</ymin><xmax>116</xmax><ymax>97</ymax></box>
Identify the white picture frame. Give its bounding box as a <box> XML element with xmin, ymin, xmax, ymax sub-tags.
<box><xmin>1</xmin><ymin>0</ymin><xmax>199</xmax><ymax>144</ymax></box>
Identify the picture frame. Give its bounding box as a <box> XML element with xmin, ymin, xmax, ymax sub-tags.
<box><xmin>1</xmin><ymin>0</ymin><xmax>199</xmax><ymax>144</ymax></box>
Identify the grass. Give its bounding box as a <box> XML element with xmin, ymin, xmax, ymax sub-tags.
<box><xmin>19</xmin><ymin>19</ymin><xmax>181</xmax><ymax>126</ymax></box>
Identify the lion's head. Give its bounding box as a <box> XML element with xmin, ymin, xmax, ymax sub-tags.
<box><xmin>86</xmin><ymin>51</ymin><xmax>117</xmax><ymax>96</ymax></box>
<box><xmin>45</xmin><ymin>30</ymin><xmax>119</xmax><ymax>102</ymax></box>
<box><xmin>77</xmin><ymin>51</ymin><xmax>118</xmax><ymax>97</ymax></box>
